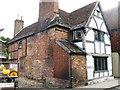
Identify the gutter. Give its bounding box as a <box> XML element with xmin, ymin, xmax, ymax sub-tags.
<box><xmin>68</xmin><ymin>52</ymin><xmax>72</xmax><ymax>88</ymax></box>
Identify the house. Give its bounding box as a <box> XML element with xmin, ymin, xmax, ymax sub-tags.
<box><xmin>0</xmin><ymin>40</ymin><xmax>6</xmax><ymax>62</ymax></box>
<box><xmin>0</xmin><ymin>29</ymin><xmax>6</xmax><ymax>62</ymax></box>
<box><xmin>104</xmin><ymin>7</ymin><xmax>120</xmax><ymax>78</ymax></box>
<box><xmin>8</xmin><ymin>0</ymin><xmax>112</xmax><ymax>88</ymax></box>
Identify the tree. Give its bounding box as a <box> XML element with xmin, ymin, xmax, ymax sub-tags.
<box><xmin>0</xmin><ymin>36</ymin><xmax>11</xmax><ymax>59</ymax></box>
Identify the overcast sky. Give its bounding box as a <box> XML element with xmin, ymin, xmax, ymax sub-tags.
<box><xmin>0</xmin><ymin>0</ymin><xmax>119</xmax><ymax>39</ymax></box>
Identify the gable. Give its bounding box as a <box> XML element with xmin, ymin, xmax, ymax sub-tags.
<box><xmin>88</xmin><ymin>5</ymin><xmax>109</xmax><ymax>33</ymax></box>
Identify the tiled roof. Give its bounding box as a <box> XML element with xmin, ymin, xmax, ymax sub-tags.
<box><xmin>8</xmin><ymin>1</ymin><xmax>98</xmax><ymax>44</ymax></box>
<box><xmin>56</xmin><ymin>39</ymin><xmax>85</xmax><ymax>54</ymax></box>
<box><xmin>8</xmin><ymin>22</ymin><xmax>38</xmax><ymax>44</ymax></box>
<box><xmin>70</xmin><ymin>1</ymin><xmax>97</xmax><ymax>26</ymax></box>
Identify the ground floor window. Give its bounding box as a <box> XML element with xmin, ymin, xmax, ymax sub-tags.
<box><xmin>94</xmin><ymin>57</ymin><xmax>108</xmax><ymax>71</ymax></box>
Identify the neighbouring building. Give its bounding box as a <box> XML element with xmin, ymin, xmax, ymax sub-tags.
<box><xmin>8</xmin><ymin>0</ymin><xmax>112</xmax><ymax>88</ymax></box>
<box><xmin>104</xmin><ymin>6</ymin><xmax>120</xmax><ymax>78</ymax></box>
<box><xmin>0</xmin><ymin>29</ymin><xmax>6</xmax><ymax>62</ymax></box>
<box><xmin>14</xmin><ymin>17</ymin><xmax>24</xmax><ymax>37</ymax></box>
<box><xmin>0</xmin><ymin>40</ymin><xmax>6</xmax><ymax>62</ymax></box>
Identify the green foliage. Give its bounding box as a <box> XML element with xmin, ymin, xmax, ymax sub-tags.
<box><xmin>0</xmin><ymin>36</ymin><xmax>11</xmax><ymax>59</ymax></box>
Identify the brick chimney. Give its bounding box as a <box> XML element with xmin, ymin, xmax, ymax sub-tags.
<box><xmin>38</xmin><ymin>0</ymin><xmax>59</xmax><ymax>21</ymax></box>
<box><xmin>14</xmin><ymin>16</ymin><xmax>24</xmax><ymax>36</ymax></box>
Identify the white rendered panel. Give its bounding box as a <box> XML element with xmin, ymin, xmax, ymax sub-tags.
<box><xmin>101</xmin><ymin>42</ymin><xmax>105</xmax><ymax>54</ymax></box>
<box><xmin>104</xmin><ymin>34</ymin><xmax>110</xmax><ymax>45</ymax></box>
<box><xmin>107</xmin><ymin>57</ymin><xmax>112</xmax><ymax>70</ymax></box>
<box><xmin>100</xmin><ymin>72</ymin><xmax>104</xmax><ymax>77</ymax></box>
<box><xmin>75</xmin><ymin>42</ymin><xmax>83</xmax><ymax>49</ymax></box>
<box><xmin>94</xmin><ymin>16</ymin><xmax>103</xmax><ymax>30</ymax></box>
<box><xmin>104</xmin><ymin>72</ymin><xmax>108</xmax><ymax>76</ymax></box>
<box><xmin>94</xmin><ymin>73</ymin><xmax>99</xmax><ymax>78</ymax></box>
<box><xmin>86</xmin><ymin>29</ymin><xmax>94</xmax><ymax>41</ymax></box>
<box><xmin>95</xmin><ymin>42</ymin><xmax>100</xmax><ymax>53</ymax></box>
<box><xmin>88</xmin><ymin>17</ymin><xmax>98</xmax><ymax>29</ymax></box>
<box><xmin>86</xmin><ymin>55</ymin><xmax>94</xmax><ymax>80</ymax></box>
<box><xmin>106</xmin><ymin>46</ymin><xmax>111</xmax><ymax>55</ymax></box>
<box><xmin>86</xmin><ymin>43</ymin><xmax>94</xmax><ymax>53</ymax></box>
<box><xmin>100</xmin><ymin>22</ymin><xmax>108</xmax><ymax>33</ymax></box>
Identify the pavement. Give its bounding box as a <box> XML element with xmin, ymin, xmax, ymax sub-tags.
<box><xmin>76</xmin><ymin>78</ymin><xmax>120</xmax><ymax>89</ymax></box>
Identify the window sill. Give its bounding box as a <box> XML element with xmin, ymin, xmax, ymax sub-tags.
<box><xmin>94</xmin><ymin>70</ymin><xmax>108</xmax><ymax>73</ymax></box>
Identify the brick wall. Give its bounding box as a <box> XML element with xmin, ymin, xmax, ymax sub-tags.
<box><xmin>9</xmin><ymin>38</ymin><xmax>27</xmax><ymax>62</ymax></box>
<box><xmin>111</xmin><ymin>31</ymin><xmax>120</xmax><ymax>52</ymax></box>
<box><xmin>9</xmin><ymin>27</ymin><xmax>87</xmax><ymax>87</ymax></box>
<box><xmin>71</xmin><ymin>54</ymin><xmax>87</xmax><ymax>87</ymax></box>
<box><xmin>39</xmin><ymin>1</ymin><xmax>59</xmax><ymax>21</ymax></box>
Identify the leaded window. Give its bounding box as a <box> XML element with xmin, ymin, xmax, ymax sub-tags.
<box><xmin>95</xmin><ymin>31</ymin><xmax>104</xmax><ymax>42</ymax></box>
<box><xmin>72</xmin><ymin>31</ymin><xmax>82</xmax><ymax>41</ymax></box>
<box><xmin>94</xmin><ymin>57</ymin><xmax>108</xmax><ymax>71</ymax></box>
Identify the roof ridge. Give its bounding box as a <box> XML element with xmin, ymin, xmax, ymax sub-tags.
<box><xmin>70</xmin><ymin>1</ymin><xmax>98</xmax><ymax>14</ymax></box>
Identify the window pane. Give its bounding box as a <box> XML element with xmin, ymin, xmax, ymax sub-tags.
<box><xmin>105</xmin><ymin>58</ymin><xmax>108</xmax><ymax>70</ymax></box>
<box><xmin>94</xmin><ymin>57</ymin><xmax>108</xmax><ymax>71</ymax></box>
<box><xmin>94</xmin><ymin>58</ymin><xmax>97</xmax><ymax>71</ymax></box>
<box><xmin>95</xmin><ymin>31</ymin><xmax>98</xmax><ymax>41</ymax></box>
<box><xmin>95</xmin><ymin>31</ymin><xmax>104</xmax><ymax>42</ymax></box>
<box><xmin>72</xmin><ymin>31</ymin><xmax>82</xmax><ymax>41</ymax></box>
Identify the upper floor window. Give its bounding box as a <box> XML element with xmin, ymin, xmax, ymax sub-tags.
<box><xmin>72</xmin><ymin>31</ymin><xmax>82</xmax><ymax>42</ymax></box>
<box><xmin>96</xmin><ymin>10</ymin><xmax>100</xmax><ymax>17</ymax></box>
<box><xmin>95</xmin><ymin>31</ymin><xmax>104</xmax><ymax>42</ymax></box>
<box><xmin>18</xmin><ymin>40</ymin><xmax>22</xmax><ymax>49</ymax></box>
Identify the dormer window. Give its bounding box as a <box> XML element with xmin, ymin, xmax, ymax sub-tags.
<box><xmin>18</xmin><ymin>40</ymin><xmax>22</xmax><ymax>49</ymax></box>
<box><xmin>72</xmin><ymin>31</ymin><xmax>82</xmax><ymax>41</ymax></box>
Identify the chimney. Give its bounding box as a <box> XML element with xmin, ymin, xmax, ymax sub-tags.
<box><xmin>38</xmin><ymin>0</ymin><xmax>59</xmax><ymax>21</ymax></box>
<box><xmin>14</xmin><ymin>16</ymin><xmax>24</xmax><ymax>36</ymax></box>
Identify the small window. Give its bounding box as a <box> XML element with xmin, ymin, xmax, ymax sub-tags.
<box><xmin>94</xmin><ymin>57</ymin><xmax>108</xmax><ymax>71</ymax></box>
<box><xmin>18</xmin><ymin>41</ymin><xmax>22</xmax><ymax>49</ymax></box>
<box><xmin>96</xmin><ymin>10</ymin><xmax>100</xmax><ymax>17</ymax></box>
<box><xmin>72</xmin><ymin>31</ymin><xmax>82</xmax><ymax>41</ymax></box>
<box><xmin>20</xmin><ymin>59</ymin><xmax>24</xmax><ymax>70</ymax></box>
<box><xmin>95</xmin><ymin>31</ymin><xmax>104</xmax><ymax>42</ymax></box>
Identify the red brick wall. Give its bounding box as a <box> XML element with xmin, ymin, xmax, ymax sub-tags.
<box><xmin>39</xmin><ymin>1</ymin><xmax>58</xmax><ymax>21</ymax></box>
<box><xmin>52</xmin><ymin>40</ymin><xmax>69</xmax><ymax>80</ymax></box>
<box><xmin>9</xmin><ymin>38</ymin><xmax>27</xmax><ymax>61</ymax></box>
<box><xmin>71</xmin><ymin>55</ymin><xmax>86</xmax><ymax>86</ymax></box>
<box><xmin>111</xmin><ymin>31</ymin><xmax>120</xmax><ymax>52</ymax></box>
<box><xmin>24</xmin><ymin>28</ymin><xmax>68</xmax><ymax>79</ymax></box>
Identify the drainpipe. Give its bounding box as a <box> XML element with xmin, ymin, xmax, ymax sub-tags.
<box><xmin>82</xmin><ymin>30</ymin><xmax>86</xmax><ymax>51</ymax></box>
<box><xmin>68</xmin><ymin>51</ymin><xmax>72</xmax><ymax>88</ymax></box>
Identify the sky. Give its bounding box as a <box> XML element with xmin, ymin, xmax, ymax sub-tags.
<box><xmin>0</xmin><ymin>0</ymin><xmax>119</xmax><ymax>39</ymax></box>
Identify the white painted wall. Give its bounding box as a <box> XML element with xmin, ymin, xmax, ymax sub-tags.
<box><xmin>95</xmin><ymin>42</ymin><xmax>100</xmax><ymax>53</ymax></box>
<box><xmin>100</xmin><ymin>22</ymin><xmax>108</xmax><ymax>33</ymax></box>
<box><xmin>88</xmin><ymin>17</ymin><xmax>98</xmax><ymax>29</ymax></box>
<box><xmin>86</xmin><ymin>29</ymin><xmax>94</xmax><ymax>41</ymax></box>
<box><xmin>86</xmin><ymin>55</ymin><xmax>94</xmax><ymax>80</ymax></box>
<box><xmin>86</xmin><ymin>43</ymin><xmax>94</xmax><ymax>53</ymax></box>
<box><xmin>106</xmin><ymin>46</ymin><xmax>111</xmax><ymax>55</ymax></box>
<box><xmin>104</xmin><ymin>34</ymin><xmax>111</xmax><ymax>45</ymax></box>
<box><xmin>75</xmin><ymin>42</ymin><xmax>83</xmax><ymax>49</ymax></box>
<box><xmin>107</xmin><ymin>57</ymin><xmax>112</xmax><ymax>75</ymax></box>
<box><xmin>74</xmin><ymin>5</ymin><xmax>112</xmax><ymax>81</ymax></box>
<box><xmin>101</xmin><ymin>43</ymin><xmax>105</xmax><ymax>54</ymax></box>
<box><xmin>94</xmin><ymin>16</ymin><xmax>103</xmax><ymax>30</ymax></box>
